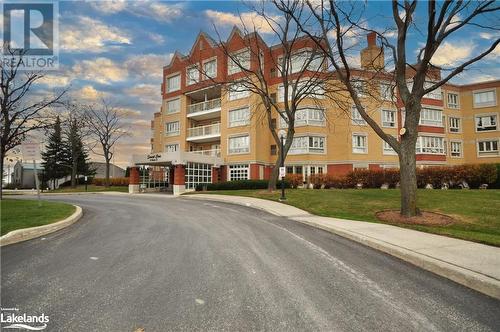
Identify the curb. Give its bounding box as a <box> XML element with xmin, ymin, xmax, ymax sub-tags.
<box><xmin>184</xmin><ymin>194</ymin><xmax>500</xmax><ymax>300</ymax></box>
<box><xmin>0</xmin><ymin>205</ymin><xmax>83</xmax><ymax>247</ymax></box>
<box><xmin>292</xmin><ymin>217</ymin><xmax>500</xmax><ymax>300</ymax></box>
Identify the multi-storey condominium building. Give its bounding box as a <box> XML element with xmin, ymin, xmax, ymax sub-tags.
<box><xmin>130</xmin><ymin>28</ymin><xmax>500</xmax><ymax>195</ymax></box>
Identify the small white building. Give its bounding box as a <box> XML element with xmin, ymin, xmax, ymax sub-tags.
<box><xmin>12</xmin><ymin>162</ymin><xmax>44</xmax><ymax>189</ymax></box>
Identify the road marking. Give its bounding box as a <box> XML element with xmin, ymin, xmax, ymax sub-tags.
<box><xmin>89</xmin><ymin>257</ymin><xmax>99</xmax><ymax>260</ymax></box>
<box><xmin>195</xmin><ymin>298</ymin><xmax>205</xmax><ymax>305</ymax></box>
<box><xmin>40</xmin><ymin>237</ymin><xmax>46</xmax><ymax>240</ymax></box>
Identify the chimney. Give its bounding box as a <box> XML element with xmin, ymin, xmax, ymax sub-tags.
<box><xmin>367</xmin><ymin>32</ymin><xmax>376</xmax><ymax>47</ymax></box>
<box><xmin>360</xmin><ymin>32</ymin><xmax>384</xmax><ymax>70</ymax></box>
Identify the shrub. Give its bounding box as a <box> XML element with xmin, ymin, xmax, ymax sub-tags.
<box><xmin>197</xmin><ymin>179</ymin><xmax>290</xmax><ymax>191</ymax></box>
<box><xmin>92</xmin><ymin>177</ymin><xmax>129</xmax><ymax>186</ymax></box>
<box><xmin>285</xmin><ymin>174</ymin><xmax>303</xmax><ymax>189</ymax></box>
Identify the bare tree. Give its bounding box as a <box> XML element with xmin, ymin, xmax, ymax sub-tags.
<box><xmin>277</xmin><ymin>0</ymin><xmax>500</xmax><ymax>216</ymax></box>
<box><xmin>0</xmin><ymin>48</ymin><xmax>66</xmax><ymax>199</ymax></box>
<box><xmin>85</xmin><ymin>99</ymin><xmax>129</xmax><ymax>187</ymax></box>
<box><xmin>197</xmin><ymin>0</ymin><xmax>330</xmax><ymax>190</ymax></box>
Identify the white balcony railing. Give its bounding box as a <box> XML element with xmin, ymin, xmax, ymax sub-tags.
<box><xmin>187</xmin><ymin>123</ymin><xmax>221</xmax><ymax>138</ymax></box>
<box><xmin>190</xmin><ymin>149</ymin><xmax>221</xmax><ymax>157</ymax></box>
<box><xmin>187</xmin><ymin>98</ymin><xmax>221</xmax><ymax>114</ymax></box>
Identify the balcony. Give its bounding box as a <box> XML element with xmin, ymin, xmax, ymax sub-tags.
<box><xmin>187</xmin><ymin>98</ymin><xmax>221</xmax><ymax>120</ymax></box>
<box><xmin>187</xmin><ymin>123</ymin><xmax>221</xmax><ymax>143</ymax></box>
<box><xmin>190</xmin><ymin>148</ymin><xmax>221</xmax><ymax>158</ymax></box>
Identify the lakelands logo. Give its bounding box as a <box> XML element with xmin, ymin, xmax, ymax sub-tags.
<box><xmin>1</xmin><ymin>1</ymin><xmax>59</xmax><ymax>70</ymax></box>
<box><xmin>1</xmin><ymin>307</ymin><xmax>49</xmax><ymax>330</ymax></box>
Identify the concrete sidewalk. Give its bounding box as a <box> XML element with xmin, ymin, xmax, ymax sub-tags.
<box><xmin>184</xmin><ymin>194</ymin><xmax>500</xmax><ymax>299</ymax></box>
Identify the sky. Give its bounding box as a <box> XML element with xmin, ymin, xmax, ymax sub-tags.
<box><xmin>3</xmin><ymin>0</ymin><xmax>500</xmax><ymax>168</ymax></box>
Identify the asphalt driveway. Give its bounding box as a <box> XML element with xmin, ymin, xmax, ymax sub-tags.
<box><xmin>1</xmin><ymin>193</ymin><xmax>499</xmax><ymax>331</ymax></box>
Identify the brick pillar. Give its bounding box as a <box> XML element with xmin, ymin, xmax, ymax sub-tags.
<box><xmin>172</xmin><ymin>164</ymin><xmax>185</xmax><ymax>195</ymax></box>
<box><xmin>211</xmin><ymin>167</ymin><xmax>219</xmax><ymax>184</ymax></box>
<box><xmin>129</xmin><ymin>167</ymin><xmax>140</xmax><ymax>193</ymax></box>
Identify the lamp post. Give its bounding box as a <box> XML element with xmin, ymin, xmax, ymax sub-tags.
<box><xmin>278</xmin><ymin>130</ymin><xmax>286</xmax><ymax>201</ymax></box>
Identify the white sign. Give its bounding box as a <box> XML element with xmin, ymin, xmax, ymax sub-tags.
<box><xmin>279</xmin><ymin>166</ymin><xmax>286</xmax><ymax>178</ymax></box>
<box><xmin>21</xmin><ymin>142</ymin><xmax>41</xmax><ymax>160</ymax></box>
<box><xmin>84</xmin><ymin>176</ymin><xmax>88</xmax><ymax>182</ymax></box>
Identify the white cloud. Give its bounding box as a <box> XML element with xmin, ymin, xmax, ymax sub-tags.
<box><xmin>430</xmin><ymin>41</ymin><xmax>474</xmax><ymax>67</ymax></box>
<box><xmin>124</xmin><ymin>53</ymin><xmax>173</xmax><ymax>81</ymax></box>
<box><xmin>478</xmin><ymin>32</ymin><xmax>499</xmax><ymax>40</ymax></box>
<box><xmin>88</xmin><ymin>0</ymin><xmax>127</xmax><ymax>14</ymax></box>
<box><xmin>72</xmin><ymin>58</ymin><xmax>128</xmax><ymax>84</ymax></box>
<box><xmin>124</xmin><ymin>84</ymin><xmax>160</xmax><ymax>105</ymax></box>
<box><xmin>90</xmin><ymin>0</ymin><xmax>184</xmax><ymax>23</ymax></box>
<box><xmin>60</xmin><ymin>16</ymin><xmax>131</xmax><ymax>53</ymax></box>
<box><xmin>205</xmin><ymin>10</ymin><xmax>279</xmax><ymax>34</ymax></box>
<box><xmin>70</xmin><ymin>85</ymin><xmax>109</xmax><ymax>101</ymax></box>
<box><xmin>38</xmin><ymin>75</ymin><xmax>72</xmax><ymax>87</ymax></box>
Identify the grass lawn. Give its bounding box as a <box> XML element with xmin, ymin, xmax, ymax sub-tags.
<box><xmin>48</xmin><ymin>185</ymin><xmax>128</xmax><ymax>193</ymax></box>
<box><xmin>201</xmin><ymin>189</ymin><xmax>500</xmax><ymax>247</ymax></box>
<box><xmin>1</xmin><ymin>199</ymin><xmax>76</xmax><ymax>236</ymax></box>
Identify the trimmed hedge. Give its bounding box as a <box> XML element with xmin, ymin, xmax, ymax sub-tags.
<box><xmin>308</xmin><ymin>163</ymin><xmax>498</xmax><ymax>189</ymax></box>
<box><xmin>92</xmin><ymin>177</ymin><xmax>129</xmax><ymax>186</ymax></box>
<box><xmin>196</xmin><ymin>179</ymin><xmax>290</xmax><ymax>191</ymax></box>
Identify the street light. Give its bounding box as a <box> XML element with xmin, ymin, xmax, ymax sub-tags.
<box><xmin>278</xmin><ymin>129</ymin><xmax>286</xmax><ymax>201</ymax></box>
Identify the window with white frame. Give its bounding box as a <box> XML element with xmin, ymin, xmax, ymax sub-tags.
<box><xmin>289</xmin><ymin>51</ymin><xmax>322</xmax><ymax>73</ymax></box>
<box><xmin>228</xmin><ymin>107</ymin><xmax>250</xmax><ymax>127</ymax></box>
<box><xmin>423</xmin><ymin>81</ymin><xmax>442</xmax><ymax>100</ymax></box>
<box><xmin>166</xmin><ymin>74</ymin><xmax>180</xmax><ymax>92</ymax></box>
<box><xmin>228</xmin><ymin>49</ymin><xmax>250</xmax><ymax>74</ymax></box>
<box><xmin>352</xmin><ymin>79</ymin><xmax>368</xmax><ymax>97</ymax></box>
<box><xmin>165</xmin><ymin>143</ymin><xmax>179</xmax><ymax>153</ymax></box>
<box><xmin>383</xmin><ymin>138</ymin><xmax>397</xmax><ymax>155</ymax></box>
<box><xmin>382</xmin><ymin>109</ymin><xmax>396</xmax><ymax>127</ymax></box>
<box><xmin>449</xmin><ymin>117</ymin><xmax>461</xmax><ymax>133</ymax></box>
<box><xmin>380</xmin><ymin>83</ymin><xmax>393</xmax><ymax>100</ymax></box>
<box><xmin>477</xmin><ymin>139</ymin><xmax>499</xmax><ymax>156</ymax></box>
<box><xmin>415</xmin><ymin>136</ymin><xmax>444</xmax><ymax>154</ymax></box>
<box><xmin>166</xmin><ymin>98</ymin><xmax>180</xmax><ymax>114</ymax></box>
<box><xmin>447</xmin><ymin>92</ymin><xmax>459</xmax><ymax>109</ymax></box>
<box><xmin>227</xmin><ymin>82</ymin><xmax>250</xmax><ymax>101</ymax></box>
<box><xmin>351</xmin><ymin>106</ymin><xmax>367</xmax><ymax>125</ymax></box>
<box><xmin>165</xmin><ymin>121</ymin><xmax>180</xmax><ymax>136</ymax></box>
<box><xmin>279</xmin><ymin>108</ymin><xmax>325</xmax><ymax>127</ymax></box>
<box><xmin>229</xmin><ymin>164</ymin><xmax>249</xmax><ymax>181</ymax></box>
<box><xmin>450</xmin><ymin>141</ymin><xmax>462</xmax><ymax>157</ymax></box>
<box><xmin>203</xmin><ymin>59</ymin><xmax>217</xmax><ymax>79</ymax></box>
<box><xmin>352</xmin><ymin>134</ymin><xmax>367</xmax><ymax>153</ymax></box>
<box><xmin>228</xmin><ymin>135</ymin><xmax>250</xmax><ymax>154</ymax></box>
<box><xmin>185</xmin><ymin>162</ymin><xmax>212</xmax><ymax>189</ymax></box>
<box><xmin>419</xmin><ymin>108</ymin><xmax>443</xmax><ymax>126</ymax></box>
<box><xmin>187</xmin><ymin>66</ymin><xmax>199</xmax><ymax>85</ymax></box>
<box><xmin>277</xmin><ymin>81</ymin><xmax>325</xmax><ymax>102</ymax></box>
<box><xmin>288</xmin><ymin>136</ymin><xmax>325</xmax><ymax>154</ymax></box>
<box><xmin>475</xmin><ymin>114</ymin><xmax>497</xmax><ymax>131</ymax></box>
<box><xmin>473</xmin><ymin>90</ymin><xmax>496</xmax><ymax>108</ymax></box>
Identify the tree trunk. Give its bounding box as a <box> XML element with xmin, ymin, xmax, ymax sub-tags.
<box><xmin>0</xmin><ymin>153</ymin><xmax>4</xmax><ymax>200</ymax></box>
<box><xmin>398</xmin><ymin>139</ymin><xmax>419</xmax><ymax>217</ymax></box>
<box><xmin>105</xmin><ymin>159</ymin><xmax>110</xmax><ymax>187</ymax></box>
<box><xmin>71</xmin><ymin>158</ymin><xmax>77</xmax><ymax>188</ymax></box>
<box><xmin>268</xmin><ymin>157</ymin><xmax>281</xmax><ymax>191</ymax></box>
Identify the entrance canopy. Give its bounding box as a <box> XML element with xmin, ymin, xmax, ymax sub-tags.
<box><xmin>131</xmin><ymin>151</ymin><xmax>223</xmax><ymax>167</ymax></box>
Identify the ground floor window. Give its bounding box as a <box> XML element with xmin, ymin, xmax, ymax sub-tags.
<box><xmin>185</xmin><ymin>162</ymin><xmax>212</xmax><ymax>189</ymax></box>
<box><xmin>229</xmin><ymin>164</ymin><xmax>249</xmax><ymax>181</ymax></box>
<box><xmin>285</xmin><ymin>165</ymin><xmax>325</xmax><ymax>182</ymax></box>
<box><xmin>415</xmin><ymin>136</ymin><xmax>444</xmax><ymax>154</ymax></box>
<box><xmin>477</xmin><ymin>139</ymin><xmax>499</xmax><ymax>156</ymax></box>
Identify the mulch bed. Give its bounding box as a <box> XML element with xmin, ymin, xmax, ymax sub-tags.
<box><xmin>376</xmin><ymin>210</ymin><xmax>455</xmax><ymax>226</ymax></box>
